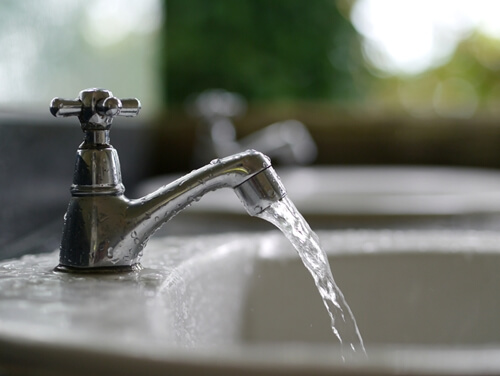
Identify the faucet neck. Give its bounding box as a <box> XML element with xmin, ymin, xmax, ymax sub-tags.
<box><xmin>81</xmin><ymin>129</ymin><xmax>111</xmax><ymax>148</ymax></box>
<box><xmin>71</xmin><ymin>144</ymin><xmax>125</xmax><ymax>196</ymax></box>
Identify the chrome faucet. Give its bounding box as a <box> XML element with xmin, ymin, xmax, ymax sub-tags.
<box><xmin>50</xmin><ymin>88</ymin><xmax>286</xmax><ymax>272</ymax></box>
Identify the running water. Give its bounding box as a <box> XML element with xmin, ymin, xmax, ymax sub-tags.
<box><xmin>257</xmin><ymin>196</ymin><xmax>366</xmax><ymax>359</ymax></box>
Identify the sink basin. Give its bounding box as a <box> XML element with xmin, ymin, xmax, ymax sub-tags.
<box><xmin>138</xmin><ymin>166</ymin><xmax>500</xmax><ymax>231</ymax></box>
<box><xmin>1</xmin><ymin>230</ymin><xmax>500</xmax><ymax>375</ymax></box>
<box><xmin>245</xmin><ymin>231</ymin><xmax>500</xmax><ymax>347</ymax></box>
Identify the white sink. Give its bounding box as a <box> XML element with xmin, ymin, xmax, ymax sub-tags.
<box><xmin>1</xmin><ymin>230</ymin><xmax>500</xmax><ymax>375</ymax></box>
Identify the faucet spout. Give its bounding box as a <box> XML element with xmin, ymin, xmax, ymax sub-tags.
<box><xmin>135</xmin><ymin>149</ymin><xmax>285</xmax><ymax>222</ymax></box>
<box><xmin>58</xmin><ymin>149</ymin><xmax>286</xmax><ymax>271</ymax></box>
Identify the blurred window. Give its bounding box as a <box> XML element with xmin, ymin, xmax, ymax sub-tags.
<box><xmin>350</xmin><ymin>0</ymin><xmax>500</xmax><ymax>118</ymax></box>
<box><xmin>3</xmin><ymin>0</ymin><xmax>500</xmax><ymax>120</ymax></box>
<box><xmin>0</xmin><ymin>0</ymin><xmax>163</xmax><ymax>117</ymax></box>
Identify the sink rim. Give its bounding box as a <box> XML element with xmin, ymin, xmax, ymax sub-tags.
<box><xmin>2</xmin><ymin>229</ymin><xmax>500</xmax><ymax>375</ymax></box>
<box><xmin>2</xmin><ymin>329</ymin><xmax>500</xmax><ymax>376</ymax></box>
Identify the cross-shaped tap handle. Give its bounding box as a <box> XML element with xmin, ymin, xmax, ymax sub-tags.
<box><xmin>50</xmin><ymin>88</ymin><xmax>141</xmax><ymax>130</ymax></box>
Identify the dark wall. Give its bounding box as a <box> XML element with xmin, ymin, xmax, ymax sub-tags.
<box><xmin>0</xmin><ymin>115</ymin><xmax>151</xmax><ymax>259</ymax></box>
<box><xmin>152</xmin><ymin>105</ymin><xmax>500</xmax><ymax>174</ymax></box>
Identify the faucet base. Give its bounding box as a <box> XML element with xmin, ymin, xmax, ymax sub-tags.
<box><xmin>54</xmin><ymin>263</ymin><xmax>143</xmax><ymax>274</ymax></box>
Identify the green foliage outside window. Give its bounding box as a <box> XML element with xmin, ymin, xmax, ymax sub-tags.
<box><xmin>162</xmin><ymin>0</ymin><xmax>361</xmax><ymax>105</ymax></box>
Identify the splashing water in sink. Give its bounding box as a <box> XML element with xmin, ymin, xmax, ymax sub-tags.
<box><xmin>257</xmin><ymin>197</ymin><xmax>366</xmax><ymax>359</ymax></box>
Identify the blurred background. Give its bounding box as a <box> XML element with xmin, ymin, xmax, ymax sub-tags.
<box><xmin>3</xmin><ymin>0</ymin><xmax>500</xmax><ymax>255</ymax></box>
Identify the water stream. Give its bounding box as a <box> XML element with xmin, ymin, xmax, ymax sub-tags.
<box><xmin>257</xmin><ymin>196</ymin><xmax>366</xmax><ymax>359</ymax></box>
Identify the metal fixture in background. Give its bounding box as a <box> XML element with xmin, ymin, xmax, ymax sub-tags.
<box><xmin>187</xmin><ymin>89</ymin><xmax>317</xmax><ymax>166</ymax></box>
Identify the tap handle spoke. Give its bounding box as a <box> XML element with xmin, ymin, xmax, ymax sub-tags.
<box><xmin>49</xmin><ymin>98</ymin><xmax>82</xmax><ymax>117</ymax></box>
<box><xmin>50</xmin><ymin>88</ymin><xmax>141</xmax><ymax>129</ymax></box>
